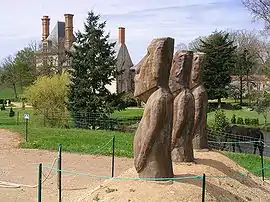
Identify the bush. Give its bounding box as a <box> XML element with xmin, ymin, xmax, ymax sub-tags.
<box><xmin>0</xmin><ymin>103</ymin><xmax>5</xmax><ymax>111</ymax></box>
<box><xmin>9</xmin><ymin>107</ymin><xmax>15</xmax><ymax>117</ymax></box>
<box><xmin>232</xmin><ymin>104</ymin><xmax>242</xmax><ymax>110</ymax></box>
<box><xmin>250</xmin><ymin>118</ymin><xmax>259</xmax><ymax>126</ymax></box>
<box><xmin>244</xmin><ymin>118</ymin><xmax>250</xmax><ymax>125</ymax></box>
<box><xmin>24</xmin><ymin>73</ymin><xmax>69</xmax><ymax>127</ymax></box>
<box><xmin>212</xmin><ymin>109</ymin><xmax>229</xmax><ymax>133</ymax></box>
<box><xmin>231</xmin><ymin>114</ymin><xmax>236</xmax><ymax>124</ymax></box>
<box><xmin>237</xmin><ymin>117</ymin><xmax>244</xmax><ymax>125</ymax></box>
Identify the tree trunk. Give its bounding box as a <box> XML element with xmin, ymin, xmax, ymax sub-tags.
<box><xmin>246</xmin><ymin>71</ymin><xmax>250</xmax><ymax>106</ymax></box>
<box><xmin>218</xmin><ymin>97</ymin><xmax>221</xmax><ymax>108</ymax></box>
<box><xmin>240</xmin><ymin>75</ymin><xmax>243</xmax><ymax>106</ymax></box>
<box><xmin>12</xmin><ymin>83</ymin><xmax>18</xmax><ymax>99</ymax></box>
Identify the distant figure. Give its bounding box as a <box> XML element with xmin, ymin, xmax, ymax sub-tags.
<box><xmin>169</xmin><ymin>50</ymin><xmax>195</xmax><ymax>162</ymax></box>
<box><xmin>132</xmin><ymin>37</ymin><xmax>174</xmax><ymax>179</ymax></box>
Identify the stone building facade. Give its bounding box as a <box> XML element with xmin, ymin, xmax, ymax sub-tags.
<box><xmin>35</xmin><ymin>15</ymin><xmax>135</xmax><ymax>94</ymax></box>
<box><xmin>35</xmin><ymin>14</ymin><xmax>74</xmax><ymax>74</ymax></box>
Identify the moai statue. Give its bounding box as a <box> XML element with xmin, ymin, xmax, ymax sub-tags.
<box><xmin>132</xmin><ymin>37</ymin><xmax>174</xmax><ymax>179</ymax></box>
<box><xmin>190</xmin><ymin>52</ymin><xmax>208</xmax><ymax>150</ymax></box>
<box><xmin>169</xmin><ymin>51</ymin><xmax>195</xmax><ymax>162</ymax></box>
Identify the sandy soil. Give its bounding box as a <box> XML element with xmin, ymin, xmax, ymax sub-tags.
<box><xmin>69</xmin><ymin>152</ymin><xmax>270</xmax><ymax>202</ymax></box>
<box><xmin>1</xmin><ymin>128</ymin><xmax>270</xmax><ymax>202</ymax></box>
<box><xmin>0</xmin><ymin>129</ymin><xmax>133</xmax><ymax>202</ymax></box>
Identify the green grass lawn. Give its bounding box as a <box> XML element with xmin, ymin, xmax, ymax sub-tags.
<box><xmin>21</xmin><ymin>127</ymin><xmax>134</xmax><ymax>157</ymax></box>
<box><xmin>225</xmin><ymin>152</ymin><xmax>270</xmax><ymax>179</ymax></box>
<box><xmin>207</xmin><ymin>107</ymin><xmax>266</xmax><ymax>126</ymax></box>
<box><xmin>0</xmin><ymin>86</ymin><xmax>23</xmax><ymax>99</ymax></box>
<box><xmin>0</xmin><ymin>107</ymin><xmax>135</xmax><ymax>157</ymax></box>
<box><xmin>110</xmin><ymin>108</ymin><xmax>143</xmax><ymax>119</ymax></box>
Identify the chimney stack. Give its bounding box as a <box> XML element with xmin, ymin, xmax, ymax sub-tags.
<box><xmin>64</xmin><ymin>14</ymin><xmax>74</xmax><ymax>49</ymax></box>
<box><xmin>42</xmin><ymin>16</ymin><xmax>50</xmax><ymax>41</ymax></box>
<box><xmin>118</xmin><ymin>27</ymin><xmax>125</xmax><ymax>44</ymax></box>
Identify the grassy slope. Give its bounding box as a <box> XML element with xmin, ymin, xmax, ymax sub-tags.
<box><xmin>225</xmin><ymin>152</ymin><xmax>270</xmax><ymax>178</ymax></box>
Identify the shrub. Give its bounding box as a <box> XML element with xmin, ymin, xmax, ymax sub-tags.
<box><xmin>212</xmin><ymin>109</ymin><xmax>229</xmax><ymax>133</ymax></box>
<box><xmin>24</xmin><ymin>73</ymin><xmax>69</xmax><ymax>127</ymax></box>
<box><xmin>0</xmin><ymin>103</ymin><xmax>5</xmax><ymax>111</ymax></box>
<box><xmin>232</xmin><ymin>104</ymin><xmax>242</xmax><ymax>110</ymax></box>
<box><xmin>9</xmin><ymin>107</ymin><xmax>15</xmax><ymax>117</ymax></box>
<box><xmin>231</xmin><ymin>114</ymin><xmax>236</xmax><ymax>124</ymax></box>
<box><xmin>244</xmin><ymin>118</ymin><xmax>250</xmax><ymax>125</ymax></box>
<box><xmin>250</xmin><ymin>118</ymin><xmax>259</xmax><ymax>126</ymax></box>
<box><xmin>237</xmin><ymin>117</ymin><xmax>244</xmax><ymax>125</ymax></box>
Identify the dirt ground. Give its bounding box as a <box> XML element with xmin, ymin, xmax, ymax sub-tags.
<box><xmin>69</xmin><ymin>153</ymin><xmax>270</xmax><ymax>201</ymax></box>
<box><xmin>1</xmin><ymin>129</ymin><xmax>270</xmax><ymax>202</ymax></box>
<box><xmin>0</xmin><ymin>129</ymin><xmax>133</xmax><ymax>202</ymax></box>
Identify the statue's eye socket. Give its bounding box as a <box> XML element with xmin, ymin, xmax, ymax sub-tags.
<box><xmin>194</xmin><ymin>57</ymin><xmax>199</xmax><ymax>61</ymax></box>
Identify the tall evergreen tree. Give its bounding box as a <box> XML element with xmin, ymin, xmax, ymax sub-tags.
<box><xmin>67</xmin><ymin>11</ymin><xmax>118</xmax><ymax>129</ymax></box>
<box><xmin>199</xmin><ymin>31</ymin><xmax>237</xmax><ymax>107</ymax></box>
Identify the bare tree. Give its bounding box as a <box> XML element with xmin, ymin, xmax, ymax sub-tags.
<box><xmin>188</xmin><ymin>36</ymin><xmax>206</xmax><ymax>51</ymax></box>
<box><xmin>175</xmin><ymin>43</ymin><xmax>188</xmax><ymax>50</ymax></box>
<box><xmin>242</xmin><ymin>0</ymin><xmax>270</xmax><ymax>31</ymax></box>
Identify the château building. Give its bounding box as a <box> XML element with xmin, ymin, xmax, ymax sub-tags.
<box><xmin>35</xmin><ymin>14</ymin><xmax>134</xmax><ymax>94</ymax></box>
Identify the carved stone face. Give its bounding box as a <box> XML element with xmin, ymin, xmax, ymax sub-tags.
<box><xmin>132</xmin><ymin>37</ymin><xmax>174</xmax><ymax>102</ymax></box>
<box><xmin>169</xmin><ymin>51</ymin><xmax>193</xmax><ymax>96</ymax></box>
<box><xmin>190</xmin><ymin>52</ymin><xmax>205</xmax><ymax>89</ymax></box>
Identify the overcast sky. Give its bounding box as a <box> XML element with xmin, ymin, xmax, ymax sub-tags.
<box><xmin>0</xmin><ymin>0</ymin><xmax>263</xmax><ymax>64</ymax></box>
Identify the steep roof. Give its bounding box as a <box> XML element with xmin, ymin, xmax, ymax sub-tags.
<box><xmin>47</xmin><ymin>21</ymin><xmax>65</xmax><ymax>43</ymax></box>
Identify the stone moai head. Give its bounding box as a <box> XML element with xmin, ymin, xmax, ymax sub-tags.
<box><xmin>132</xmin><ymin>37</ymin><xmax>174</xmax><ymax>102</ymax></box>
<box><xmin>169</xmin><ymin>50</ymin><xmax>193</xmax><ymax>97</ymax></box>
<box><xmin>189</xmin><ymin>52</ymin><xmax>205</xmax><ymax>89</ymax></box>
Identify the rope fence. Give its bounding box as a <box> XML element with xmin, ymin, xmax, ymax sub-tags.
<box><xmin>1</xmin><ymin>136</ymin><xmax>270</xmax><ymax>202</ymax></box>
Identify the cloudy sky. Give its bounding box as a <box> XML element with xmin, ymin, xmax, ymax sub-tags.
<box><xmin>0</xmin><ymin>0</ymin><xmax>263</xmax><ymax>64</ymax></box>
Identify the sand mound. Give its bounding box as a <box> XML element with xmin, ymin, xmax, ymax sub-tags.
<box><xmin>70</xmin><ymin>151</ymin><xmax>270</xmax><ymax>202</ymax></box>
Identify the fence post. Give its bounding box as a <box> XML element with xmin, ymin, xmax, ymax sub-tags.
<box><xmin>260</xmin><ymin>150</ymin><xmax>265</xmax><ymax>181</ymax></box>
<box><xmin>202</xmin><ymin>174</ymin><xmax>206</xmax><ymax>202</ymax></box>
<box><xmin>17</xmin><ymin>111</ymin><xmax>19</xmax><ymax>125</ymax></box>
<box><xmin>111</xmin><ymin>136</ymin><xmax>115</xmax><ymax>178</ymax></box>
<box><xmin>58</xmin><ymin>144</ymin><xmax>62</xmax><ymax>202</ymax></box>
<box><xmin>38</xmin><ymin>163</ymin><xmax>42</xmax><ymax>202</ymax></box>
<box><xmin>25</xmin><ymin>119</ymin><xmax>28</xmax><ymax>142</ymax></box>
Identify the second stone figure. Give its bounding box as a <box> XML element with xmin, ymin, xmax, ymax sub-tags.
<box><xmin>169</xmin><ymin>50</ymin><xmax>195</xmax><ymax>162</ymax></box>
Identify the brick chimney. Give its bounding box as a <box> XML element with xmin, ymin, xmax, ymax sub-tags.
<box><xmin>64</xmin><ymin>14</ymin><xmax>74</xmax><ymax>49</ymax></box>
<box><xmin>118</xmin><ymin>27</ymin><xmax>125</xmax><ymax>44</ymax></box>
<box><xmin>41</xmin><ymin>16</ymin><xmax>50</xmax><ymax>41</ymax></box>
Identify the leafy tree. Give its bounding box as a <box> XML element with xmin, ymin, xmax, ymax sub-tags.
<box><xmin>0</xmin><ymin>43</ymin><xmax>38</xmax><ymax>99</ymax></box>
<box><xmin>67</xmin><ymin>11</ymin><xmax>120</xmax><ymax>129</ymax></box>
<box><xmin>0</xmin><ymin>56</ymin><xmax>18</xmax><ymax>99</ymax></box>
<box><xmin>253</xmin><ymin>92</ymin><xmax>270</xmax><ymax>125</ymax></box>
<box><xmin>13</xmin><ymin>46</ymin><xmax>37</xmax><ymax>91</ymax></box>
<box><xmin>198</xmin><ymin>31</ymin><xmax>237</xmax><ymax>107</ymax></box>
<box><xmin>24</xmin><ymin>73</ymin><xmax>69</xmax><ymax>127</ymax></box>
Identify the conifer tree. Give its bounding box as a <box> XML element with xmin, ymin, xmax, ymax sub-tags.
<box><xmin>199</xmin><ymin>31</ymin><xmax>236</xmax><ymax>107</ymax></box>
<box><xmin>67</xmin><ymin>11</ymin><xmax>118</xmax><ymax>129</ymax></box>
